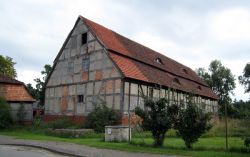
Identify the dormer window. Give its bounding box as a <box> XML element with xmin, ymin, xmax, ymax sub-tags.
<box><xmin>197</xmin><ymin>86</ymin><xmax>202</xmax><ymax>90</ymax></box>
<box><xmin>182</xmin><ymin>68</ymin><xmax>188</xmax><ymax>74</ymax></box>
<box><xmin>173</xmin><ymin>78</ymin><xmax>181</xmax><ymax>85</ymax></box>
<box><xmin>155</xmin><ymin>58</ymin><xmax>163</xmax><ymax>64</ymax></box>
<box><xmin>81</xmin><ymin>33</ymin><xmax>87</xmax><ymax>45</ymax></box>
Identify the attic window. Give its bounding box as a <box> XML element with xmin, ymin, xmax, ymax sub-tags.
<box><xmin>155</xmin><ymin>58</ymin><xmax>163</xmax><ymax>64</ymax></box>
<box><xmin>197</xmin><ymin>86</ymin><xmax>202</xmax><ymax>90</ymax></box>
<box><xmin>182</xmin><ymin>68</ymin><xmax>188</xmax><ymax>74</ymax></box>
<box><xmin>173</xmin><ymin>78</ymin><xmax>181</xmax><ymax>85</ymax></box>
<box><xmin>81</xmin><ymin>33</ymin><xmax>87</xmax><ymax>45</ymax></box>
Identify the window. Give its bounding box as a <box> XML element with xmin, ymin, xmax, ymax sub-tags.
<box><xmin>173</xmin><ymin>78</ymin><xmax>181</xmax><ymax>85</ymax></box>
<box><xmin>68</xmin><ymin>61</ymin><xmax>74</xmax><ymax>73</ymax></box>
<box><xmin>182</xmin><ymin>68</ymin><xmax>188</xmax><ymax>74</ymax></box>
<box><xmin>81</xmin><ymin>33</ymin><xmax>87</xmax><ymax>45</ymax></box>
<box><xmin>78</xmin><ymin>95</ymin><xmax>84</xmax><ymax>103</ymax></box>
<box><xmin>155</xmin><ymin>58</ymin><xmax>163</xmax><ymax>64</ymax></box>
<box><xmin>82</xmin><ymin>56</ymin><xmax>90</xmax><ymax>72</ymax></box>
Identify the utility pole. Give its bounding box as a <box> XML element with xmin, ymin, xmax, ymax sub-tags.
<box><xmin>225</xmin><ymin>103</ymin><xmax>228</xmax><ymax>150</ymax></box>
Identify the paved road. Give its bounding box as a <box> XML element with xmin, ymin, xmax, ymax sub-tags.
<box><xmin>0</xmin><ymin>145</ymin><xmax>69</xmax><ymax>157</ymax></box>
<box><xmin>0</xmin><ymin>135</ymin><xmax>178</xmax><ymax>157</ymax></box>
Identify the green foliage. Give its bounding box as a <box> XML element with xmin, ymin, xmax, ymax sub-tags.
<box><xmin>0</xmin><ymin>97</ymin><xmax>13</xmax><ymax>129</ymax></box>
<box><xmin>0</xmin><ymin>55</ymin><xmax>17</xmax><ymax>78</ymax></box>
<box><xmin>196</xmin><ymin>60</ymin><xmax>236</xmax><ymax>116</ymax></box>
<box><xmin>244</xmin><ymin>137</ymin><xmax>250</xmax><ymax>147</ymax></box>
<box><xmin>26</xmin><ymin>83</ymin><xmax>39</xmax><ymax>100</ymax></box>
<box><xmin>46</xmin><ymin>118</ymin><xmax>78</xmax><ymax>129</ymax></box>
<box><xmin>16</xmin><ymin>103</ymin><xmax>27</xmax><ymax>124</ymax></box>
<box><xmin>135</xmin><ymin>98</ymin><xmax>178</xmax><ymax>147</ymax></box>
<box><xmin>231</xmin><ymin>100</ymin><xmax>250</xmax><ymax>119</ymax></box>
<box><xmin>239</xmin><ymin>63</ymin><xmax>250</xmax><ymax>93</ymax></box>
<box><xmin>174</xmin><ymin>98</ymin><xmax>212</xmax><ymax>149</ymax></box>
<box><xmin>85</xmin><ymin>103</ymin><xmax>117</xmax><ymax>133</ymax></box>
<box><xmin>34</xmin><ymin>64</ymin><xmax>52</xmax><ymax>106</ymax></box>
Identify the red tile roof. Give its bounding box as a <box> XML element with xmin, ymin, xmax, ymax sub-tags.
<box><xmin>0</xmin><ymin>74</ymin><xmax>22</xmax><ymax>84</ymax></box>
<box><xmin>0</xmin><ymin>74</ymin><xmax>35</xmax><ymax>102</ymax></box>
<box><xmin>81</xmin><ymin>16</ymin><xmax>218</xmax><ymax>100</ymax></box>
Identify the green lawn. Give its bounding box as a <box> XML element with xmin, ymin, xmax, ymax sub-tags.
<box><xmin>0</xmin><ymin>129</ymin><xmax>249</xmax><ymax>157</ymax></box>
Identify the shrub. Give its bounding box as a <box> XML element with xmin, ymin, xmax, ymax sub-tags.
<box><xmin>174</xmin><ymin>98</ymin><xmax>212</xmax><ymax>149</ymax></box>
<box><xmin>244</xmin><ymin>137</ymin><xmax>250</xmax><ymax>147</ymax></box>
<box><xmin>0</xmin><ymin>96</ymin><xmax>13</xmax><ymax>129</ymax></box>
<box><xmin>85</xmin><ymin>103</ymin><xmax>117</xmax><ymax>133</ymax></box>
<box><xmin>135</xmin><ymin>98</ymin><xmax>179</xmax><ymax>147</ymax></box>
<box><xmin>46</xmin><ymin>118</ymin><xmax>77</xmax><ymax>129</ymax></box>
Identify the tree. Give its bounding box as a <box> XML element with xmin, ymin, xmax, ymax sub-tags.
<box><xmin>135</xmin><ymin>98</ymin><xmax>178</xmax><ymax>147</ymax></box>
<box><xmin>85</xmin><ymin>103</ymin><xmax>117</xmax><ymax>133</ymax></box>
<box><xmin>196</xmin><ymin>60</ymin><xmax>236</xmax><ymax>115</ymax></box>
<box><xmin>239</xmin><ymin>63</ymin><xmax>250</xmax><ymax>94</ymax></box>
<box><xmin>0</xmin><ymin>96</ymin><xmax>13</xmax><ymax>129</ymax></box>
<box><xmin>0</xmin><ymin>55</ymin><xmax>17</xmax><ymax>78</ymax></box>
<box><xmin>26</xmin><ymin>83</ymin><xmax>39</xmax><ymax>100</ymax></box>
<box><xmin>34</xmin><ymin>64</ymin><xmax>52</xmax><ymax>106</ymax></box>
<box><xmin>174</xmin><ymin>97</ymin><xmax>212</xmax><ymax>149</ymax></box>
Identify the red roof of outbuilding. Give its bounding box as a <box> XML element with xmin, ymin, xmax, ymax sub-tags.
<box><xmin>0</xmin><ymin>74</ymin><xmax>35</xmax><ymax>102</ymax></box>
<box><xmin>80</xmin><ymin>16</ymin><xmax>218</xmax><ymax>100</ymax></box>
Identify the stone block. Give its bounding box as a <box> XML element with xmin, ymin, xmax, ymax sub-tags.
<box><xmin>89</xmin><ymin>61</ymin><xmax>95</xmax><ymax>71</ymax></box>
<box><xmin>94</xmin><ymin>81</ymin><xmax>102</xmax><ymax>95</ymax></box>
<box><xmin>88</xmin><ymin>32</ymin><xmax>95</xmax><ymax>41</ymax></box>
<box><xmin>94</xmin><ymin>41</ymin><xmax>103</xmax><ymax>51</ymax></box>
<box><xmin>89</xmin><ymin>71</ymin><xmax>95</xmax><ymax>81</ymax></box>
<box><xmin>103</xmin><ymin>69</ymin><xmax>111</xmax><ymax>78</ymax></box>
<box><xmin>95</xmin><ymin>70</ymin><xmax>103</xmax><ymax>80</ymax></box>
<box><xmin>70</xmin><ymin>49</ymin><xmax>77</xmax><ymax>57</ymax></box>
<box><xmin>105</xmin><ymin>126</ymin><xmax>131</xmax><ymax>142</ymax></box>
<box><xmin>114</xmin><ymin>79</ymin><xmax>121</xmax><ymax>93</ymax></box>
<box><xmin>114</xmin><ymin>95</ymin><xmax>121</xmax><ymax>110</ymax></box>
<box><xmin>86</xmin><ymin>82</ymin><xmax>94</xmax><ymax>95</ymax></box>
<box><xmin>69</xmin><ymin>85</ymin><xmax>76</xmax><ymax>95</ymax></box>
<box><xmin>86</xmin><ymin>96</ymin><xmax>93</xmax><ymax>111</ymax></box>
<box><xmin>106</xmin><ymin>95</ymin><xmax>113</xmax><ymax>108</ymax></box>
<box><xmin>105</xmin><ymin>80</ymin><xmax>113</xmax><ymax>94</ymax></box>
<box><xmin>77</xmin><ymin>84</ymin><xmax>85</xmax><ymax>94</ymax></box>
<box><xmin>73</xmin><ymin>74</ymin><xmax>81</xmax><ymax>83</ymax></box>
<box><xmin>74</xmin><ymin>63</ymin><xmax>81</xmax><ymax>74</ymax></box>
<box><xmin>82</xmin><ymin>72</ymin><xmax>89</xmax><ymax>81</ymax></box>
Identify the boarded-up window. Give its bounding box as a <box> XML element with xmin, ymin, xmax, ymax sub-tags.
<box><xmin>68</xmin><ymin>61</ymin><xmax>74</xmax><ymax>73</ymax></box>
<box><xmin>82</xmin><ymin>55</ymin><xmax>89</xmax><ymax>72</ymax></box>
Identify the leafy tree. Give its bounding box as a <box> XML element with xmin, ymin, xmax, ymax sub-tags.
<box><xmin>196</xmin><ymin>60</ymin><xmax>236</xmax><ymax>115</ymax></box>
<box><xmin>34</xmin><ymin>64</ymin><xmax>52</xmax><ymax>106</ymax></box>
<box><xmin>135</xmin><ymin>98</ymin><xmax>179</xmax><ymax>147</ymax></box>
<box><xmin>26</xmin><ymin>83</ymin><xmax>39</xmax><ymax>100</ymax></box>
<box><xmin>232</xmin><ymin>100</ymin><xmax>250</xmax><ymax>119</ymax></box>
<box><xmin>85</xmin><ymin>103</ymin><xmax>117</xmax><ymax>133</ymax></box>
<box><xmin>239</xmin><ymin>63</ymin><xmax>250</xmax><ymax>94</ymax></box>
<box><xmin>174</xmin><ymin>97</ymin><xmax>212</xmax><ymax>149</ymax></box>
<box><xmin>0</xmin><ymin>55</ymin><xmax>17</xmax><ymax>78</ymax></box>
<box><xmin>0</xmin><ymin>96</ymin><xmax>13</xmax><ymax>129</ymax></box>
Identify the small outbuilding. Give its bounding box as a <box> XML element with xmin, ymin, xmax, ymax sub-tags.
<box><xmin>0</xmin><ymin>74</ymin><xmax>35</xmax><ymax>122</ymax></box>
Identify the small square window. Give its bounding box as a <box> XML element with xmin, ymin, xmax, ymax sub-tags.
<box><xmin>78</xmin><ymin>95</ymin><xmax>84</xmax><ymax>103</ymax></box>
<box><xmin>82</xmin><ymin>33</ymin><xmax>87</xmax><ymax>45</ymax></box>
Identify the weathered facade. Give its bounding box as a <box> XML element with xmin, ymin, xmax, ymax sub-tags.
<box><xmin>0</xmin><ymin>74</ymin><xmax>35</xmax><ymax>122</ymax></box>
<box><xmin>44</xmin><ymin>16</ymin><xmax>218</xmax><ymax>124</ymax></box>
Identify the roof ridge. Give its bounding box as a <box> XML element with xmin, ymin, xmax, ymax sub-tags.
<box><xmin>80</xmin><ymin>15</ymin><xmax>208</xmax><ymax>87</ymax></box>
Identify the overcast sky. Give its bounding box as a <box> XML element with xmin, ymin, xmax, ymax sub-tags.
<box><xmin>0</xmin><ymin>0</ymin><xmax>249</xmax><ymax>100</ymax></box>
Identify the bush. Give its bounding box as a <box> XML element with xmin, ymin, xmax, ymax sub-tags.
<box><xmin>244</xmin><ymin>137</ymin><xmax>250</xmax><ymax>147</ymax></box>
<box><xmin>174</xmin><ymin>98</ymin><xmax>212</xmax><ymax>149</ymax></box>
<box><xmin>135</xmin><ymin>98</ymin><xmax>179</xmax><ymax>147</ymax></box>
<box><xmin>0</xmin><ymin>96</ymin><xmax>13</xmax><ymax>129</ymax></box>
<box><xmin>46</xmin><ymin>118</ymin><xmax>78</xmax><ymax>129</ymax></box>
<box><xmin>85</xmin><ymin>103</ymin><xmax>117</xmax><ymax>133</ymax></box>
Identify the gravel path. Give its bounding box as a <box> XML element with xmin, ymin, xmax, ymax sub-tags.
<box><xmin>0</xmin><ymin>135</ymin><xmax>178</xmax><ymax>157</ymax></box>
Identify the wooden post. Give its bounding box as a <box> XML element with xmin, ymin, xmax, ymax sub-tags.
<box><xmin>128</xmin><ymin>82</ymin><xmax>131</xmax><ymax>143</ymax></box>
<box><xmin>225</xmin><ymin>103</ymin><xmax>228</xmax><ymax>150</ymax></box>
